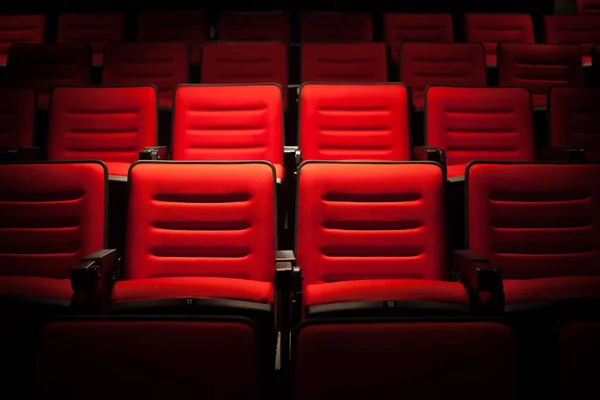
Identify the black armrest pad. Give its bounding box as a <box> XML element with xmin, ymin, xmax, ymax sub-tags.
<box><xmin>0</xmin><ymin>147</ymin><xmax>43</xmax><ymax>161</ymax></box>
<box><xmin>284</xmin><ymin>146</ymin><xmax>301</xmax><ymax>167</ymax></box>
<box><xmin>139</xmin><ymin>146</ymin><xmax>168</xmax><ymax>160</ymax></box>
<box><xmin>540</xmin><ymin>147</ymin><xmax>586</xmax><ymax>161</ymax></box>
<box><xmin>71</xmin><ymin>249</ymin><xmax>118</xmax><ymax>292</ymax></box>
<box><xmin>453</xmin><ymin>250</ymin><xmax>497</xmax><ymax>292</ymax></box>
<box><xmin>276</xmin><ymin>250</ymin><xmax>296</xmax><ymax>263</ymax></box>
<box><xmin>412</xmin><ymin>146</ymin><xmax>446</xmax><ymax>164</ymax></box>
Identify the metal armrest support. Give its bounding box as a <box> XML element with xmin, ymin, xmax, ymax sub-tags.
<box><xmin>71</xmin><ymin>249</ymin><xmax>119</xmax><ymax>312</ymax></box>
<box><xmin>453</xmin><ymin>250</ymin><xmax>504</xmax><ymax>312</ymax></box>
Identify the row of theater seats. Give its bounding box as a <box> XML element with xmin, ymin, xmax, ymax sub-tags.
<box><xmin>2</xmin><ymin>40</ymin><xmax>599</xmax><ymax>111</ymax></box>
<box><xmin>1</xmin><ymin>159</ymin><xmax>598</xmax><ymax>398</ymax></box>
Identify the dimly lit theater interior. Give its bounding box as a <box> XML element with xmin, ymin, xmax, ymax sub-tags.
<box><xmin>0</xmin><ymin>0</ymin><xmax>599</xmax><ymax>398</ymax></box>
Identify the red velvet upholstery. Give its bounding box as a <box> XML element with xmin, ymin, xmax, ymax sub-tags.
<box><xmin>47</xmin><ymin>86</ymin><xmax>158</xmax><ymax>177</ymax></box>
<box><xmin>294</xmin><ymin>322</ymin><xmax>516</xmax><ymax>399</ymax></box>
<box><xmin>0</xmin><ymin>162</ymin><xmax>106</xmax><ymax>298</ymax></box>
<box><xmin>301</xmin><ymin>12</ymin><xmax>372</xmax><ymax>42</ymax></box>
<box><xmin>102</xmin><ymin>42</ymin><xmax>189</xmax><ymax>108</ymax></box>
<box><xmin>578</xmin><ymin>0</ymin><xmax>600</xmax><ymax>15</ymax></box>
<box><xmin>57</xmin><ymin>13</ymin><xmax>125</xmax><ymax>66</ymax></box>
<box><xmin>5</xmin><ymin>44</ymin><xmax>92</xmax><ymax>109</ymax></box>
<box><xmin>201</xmin><ymin>42</ymin><xmax>288</xmax><ymax>108</ymax></box>
<box><xmin>297</xmin><ymin>161</ymin><xmax>468</xmax><ymax>307</ymax></box>
<box><xmin>549</xmin><ymin>87</ymin><xmax>600</xmax><ymax>161</ymax></box>
<box><xmin>559</xmin><ymin>322</ymin><xmax>600</xmax><ymax>399</ymax></box>
<box><xmin>171</xmin><ymin>85</ymin><xmax>283</xmax><ymax>179</ymax></box>
<box><xmin>37</xmin><ymin>320</ymin><xmax>259</xmax><ymax>399</ymax></box>
<box><xmin>218</xmin><ymin>11</ymin><xmax>289</xmax><ymax>42</ymax></box>
<box><xmin>425</xmin><ymin>87</ymin><xmax>535</xmax><ymax>178</ymax></box>
<box><xmin>465</xmin><ymin>13</ymin><xmax>534</xmax><ymax>67</ymax></box>
<box><xmin>301</xmin><ymin>43</ymin><xmax>387</xmax><ymax>84</ymax></box>
<box><xmin>0</xmin><ymin>88</ymin><xmax>35</xmax><ymax>150</ymax></box>
<box><xmin>299</xmin><ymin>84</ymin><xmax>411</xmax><ymax>162</ymax></box>
<box><xmin>497</xmin><ymin>43</ymin><xmax>584</xmax><ymax>109</ymax></box>
<box><xmin>545</xmin><ymin>16</ymin><xmax>600</xmax><ymax>65</ymax></box>
<box><xmin>0</xmin><ymin>15</ymin><xmax>45</xmax><ymax>65</ymax></box>
<box><xmin>383</xmin><ymin>13</ymin><xmax>453</xmax><ymax>63</ymax></box>
<box><xmin>466</xmin><ymin>162</ymin><xmax>600</xmax><ymax>306</ymax></box>
<box><xmin>399</xmin><ymin>43</ymin><xmax>486</xmax><ymax>109</ymax></box>
<box><xmin>137</xmin><ymin>11</ymin><xmax>206</xmax><ymax>64</ymax></box>
<box><xmin>112</xmin><ymin>162</ymin><xmax>275</xmax><ymax>305</ymax></box>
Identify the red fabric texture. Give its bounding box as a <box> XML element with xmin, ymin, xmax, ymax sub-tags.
<box><xmin>504</xmin><ymin>275</ymin><xmax>600</xmax><ymax>304</ymax></box>
<box><xmin>299</xmin><ymin>84</ymin><xmax>411</xmax><ymax>162</ymax></box>
<box><xmin>36</xmin><ymin>321</ymin><xmax>259</xmax><ymax>399</ymax></box>
<box><xmin>497</xmin><ymin>43</ymin><xmax>584</xmax><ymax>109</ymax></box>
<box><xmin>218</xmin><ymin>11</ymin><xmax>289</xmax><ymax>42</ymax></box>
<box><xmin>0</xmin><ymin>276</ymin><xmax>72</xmax><ymax>299</ymax></box>
<box><xmin>0</xmin><ymin>15</ymin><xmax>45</xmax><ymax>65</ymax></box>
<box><xmin>426</xmin><ymin>87</ymin><xmax>535</xmax><ymax>173</ymax></box>
<box><xmin>47</xmin><ymin>86</ymin><xmax>157</xmax><ymax>168</ymax></box>
<box><xmin>102</xmin><ymin>42</ymin><xmax>188</xmax><ymax>108</ymax></box>
<box><xmin>301</xmin><ymin>43</ymin><xmax>387</xmax><ymax>84</ymax></box>
<box><xmin>545</xmin><ymin>16</ymin><xmax>600</xmax><ymax>66</ymax></box>
<box><xmin>57</xmin><ymin>13</ymin><xmax>125</xmax><ymax>66</ymax></box>
<box><xmin>112</xmin><ymin>277</ymin><xmax>274</xmax><ymax>304</ymax></box>
<box><xmin>559</xmin><ymin>322</ymin><xmax>600</xmax><ymax>399</ymax></box>
<box><xmin>294</xmin><ymin>322</ymin><xmax>516</xmax><ymax>400</ymax></box>
<box><xmin>0</xmin><ymin>162</ymin><xmax>106</xmax><ymax>279</ymax></box>
<box><xmin>0</xmin><ymin>88</ymin><xmax>35</xmax><ymax>150</ymax></box>
<box><xmin>399</xmin><ymin>43</ymin><xmax>486</xmax><ymax>109</ymax></box>
<box><xmin>301</xmin><ymin>12</ymin><xmax>372</xmax><ymax>42</ymax></box>
<box><xmin>465</xmin><ymin>13</ymin><xmax>534</xmax><ymax>67</ymax></box>
<box><xmin>137</xmin><ymin>11</ymin><xmax>206</xmax><ymax>64</ymax></box>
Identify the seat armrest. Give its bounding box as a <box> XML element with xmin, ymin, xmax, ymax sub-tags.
<box><xmin>540</xmin><ymin>147</ymin><xmax>586</xmax><ymax>161</ymax></box>
<box><xmin>0</xmin><ymin>147</ymin><xmax>43</xmax><ymax>161</ymax></box>
<box><xmin>139</xmin><ymin>146</ymin><xmax>169</xmax><ymax>160</ymax></box>
<box><xmin>412</xmin><ymin>146</ymin><xmax>446</xmax><ymax>164</ymax></box>
<box><xmin>276</xmin><ymin>250</ymin><xmax>296</xmax><ymax>263</ymax></box>
<box><xmin>454</xmin><ymin>250</ymin><xmax>503</xmax><ymax>311</ymax></box>
<box><xmin>71</xmin><ymin>249</ymin><xmax>119</xmax><ymax>312</ymax></box>
<box><xmin>284</xmin><ymin>146</ymin><xmax>301</xmax><ymax>168</ymax></box>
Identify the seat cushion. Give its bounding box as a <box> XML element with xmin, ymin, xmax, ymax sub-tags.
<box><xmin>0</xmin><ymin>276</ymin><xmax>73</xmax><ymax>300</ymax></box>
<box><xmin>105</xmin><ymin>161</ymin><xmax>132</xmax><ymax>177</ymax></box>
<box><xmin>447</xmin><ymin>163</ymin><xmax>468</xmax><ymax>179</ymax></box>
<box><xmin>112</xmin><ymin>277</ymin><xmax>274</xmax><ymax>304</ymax></box>
<box><xmin>305</xmin><ymin>279</ymin><xmax>469</xmax><ymax>306</ymax></box>
<box><xmin>504</xmin><ymin>275</ymin><xmax>600</xmax><ymax>305</ymax></box>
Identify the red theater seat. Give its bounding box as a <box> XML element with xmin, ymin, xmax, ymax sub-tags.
<box><xmin>296</xmin><ymin>161</ymin><xmax>469</xmax><ymax>315</ymax></box>
<box><xmin>298</xmin><ymin>83</ymin><xmax>411</xmax><ymax>162</ymax></box>
<box><xmin>465</xmin><ymin>13</ymin><xmax>534</xmax><ymax>67</ymax></box>
<box><xmin>0</xmin><ymin>88</ymin><xmax>35</xmax><ymax>150</ymax></box>
<box><xmin>383</xmin><ymin>13</ymin><xmax>453</xmax><ymax>63</ymax></box>
<box><xmin>301</xmin><ymin>43</ymin><xmax>387</xmax><ymax>84</ymax></box>
<box><xmin>171</xmin><ymin>84</ymin><xmax>284</xmax><ymax>181</ymax></box>
<box><xmin>399</xmin><ymin>42</ymin><xmax>486</xmax><ymax>109</ymax></box>
<box><xmin>218</xmin><ymin>11</ymin><xmax>289</xmax><ymax>42</ymax></box>
<box><xmin>57</xmin><ymin>13</ymin><xmax>125</xmax><ymax>66</ymax></box>
<box><xmin>47</xmin><ymin>86</ymin><xmax>158</xmax><ymax>178</ymax></box>
<box><xmin>137</xmin><ymin>11</ymin><xmax>206</xmax><ymax>64</ymax></box>
<box><xmin>466</xmin><ymin>162</ymin><xmax>600</xmax><ymax>310</ymax></box>
<box><xmin>301</xmin><ymin>12</ymin><xmax>372</xmax><ymax>42</ymax></box>
<box><xmin>545</xmin><ymin>16</ymin><xmax>600</xmax><ymax>66</ymax></box>
<box><xmin>102</xmin><ymin>42</ymin><xmax>189</xmax><ymax>109</ymax></box>
<box><xmin>201</xmin><ymin>42</ymin><xmax>288</xmax><ymax>108</ymax></box>
<box><xmin>0</xmin><ymin>161</ymin><xmax>106</xmax><ymax>305</ymax></box>
<box><xmin>5</xmin><ymin>44</ymin><xmax>92</xmax><ymax>109</ymax></box>
<box><xmin>497</xmin><ymin>43</ymin><xmax>584</xmax><ymax>109</ymax></box>
<box><xmin>549</xmin><ymin>87</ymin><xmax>600</xmax><ymax>161</ymax></box>
<box><xmin>559</xmin><ymin>322</ymin><xmax>600</xmax><ymax>399</ymax></box>
<box><xmin>425</xmin><ymin>86</ymin><xmax>535</xmax><ymax>179</ymax></box>
<box><xmin>578</xmin><ymin>0</ymin><xmax>600</xmax><ymax>15</ymax></box>
<box><xmin>0</xmin><ymin>15</ymin><xmax>45</xmax><ymax>65</ymax></box>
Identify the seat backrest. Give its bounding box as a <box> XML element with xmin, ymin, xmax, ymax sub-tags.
<box><xmin>299</xmin><ymin>83</ymin><xmax>411</xmax><ymax>162</ymax></box>
<box><xmin>578</xmin><ymin>0</ymin><xmax>600</xmax><ymax>15</ymax></box>
<box><xmin>426</xmin><ymin>86</ymin><xmax>535</xmax><ymax>167</ymax></box>
<box><xmin>301</xmin><ymin>43</ymin><xmax>387</xmax><ymax>83</ymax></box>
<box><xmin>0</xmin><ymin>14</ymin><xmax>45</xmax><ymax>65</ymax></box>
<box><xmin>201</xmin><ymin>42</ymin><xmax>288</xmax><ymax>108</ymax></box>
<box><xmin>497</xmin><ymin>43</ymin><xmax>584</xmax><ymax>108</ymax></box>
<box><xmin>544</xmin><ymin>16</ymin><xmax>600</xmax><ymax>63</ymax></box>
<box><xmin>467</xmin><ymin>162</ymin><xmax>600</xmax><ymax>279</ymax></box>
<box><xmin>297</xmin><ymin>161</ymin><xmax>446</xmax><ymax>287</ymax></box>
<box><xmin>549</xmin><ymin>87</ymin><xmax>600</xmax><ymax>161</ymax></box>
<box><xmin>48</xmin><ymin>86</ymin><xmax>157</xmax><ymax>166</ymax></box>
<box><xmin>102</xmin><ymin>42</ymin><xmax>189</xmax><ymax>109</ymax></box>
<box><xmin>301</xmin><ymin>12</ymin><xmax>372</xmax><ymax>42</ymax></box>
<box><xmin>0</xmin><ymin>87</ymin><xmax>36</xmax><ymax>150</ymax></box>
<box><xmin>465</xmin><ymin>13</ymin><xmax>534</xmax><ymax>66</ymax></box>
<box><xmin>137</xmin><ymin>11</ymin><xmax>206</xmax><ymax>64</ymax></box>
<box><xmin>399</xmin><ymin>42</ymin><xmax>486</xmax><ymax>109</ymax></box>
<box><xmin>218</xmin><ymin>11</ymin><xmax>289</xmax><ymax>42</ymax></box>
<box><xmin>5</xmin><ymin>43</ymin><xmax>92</xmax><ymax>109</ymax></box>
<box><xmin>125</xmin><ymin>161</ymin><xmax>276</xmax><ymax>282</ymax></box>
<box><xmin>57</xmin><ymin>13</ymin><xmax>125</xmax><ymax>66</ymax></box>
<box><xmin>172</xmin><ymin>84</ymin><xmax>284</xmax><ymax>174</ymax></box>
<box><xmin>0</xmin><ymin>161</ymin><xmax>106</xmax><ymax>279</ymax></box>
